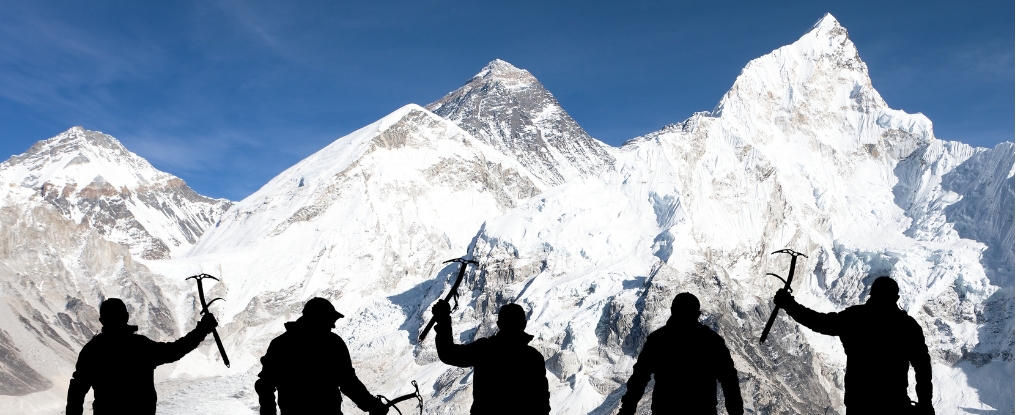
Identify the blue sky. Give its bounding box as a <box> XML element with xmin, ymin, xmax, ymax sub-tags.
<box><xmin>0</xmin><ymin>1</ymin><xmax>1013</xmax><ymax>201</ymax></box>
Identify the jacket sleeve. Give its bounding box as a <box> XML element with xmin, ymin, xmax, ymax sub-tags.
<box><xmin>336</xmin><ymin>338</ymin><xmax>384</xmax><ymax>413</ymax></box>
<box><xmin>714</xmin><ymin>335</ymin><xmax>743</xmax><ymax>415</ymax></box>
<box><xmin>777</xmin><ymin>296</ymin><xmax>844</xmax><ymax>336</ymax></box>
<box><xmin>908</xmin><ymin>318</ymin><xmax>933</xmax><ymax>407</ymax></box>
<box><xmin>148</xmin><ymin>321</ymin><xmax>212</xmax><ymax>366</ymax></box>
<box><xmin>255</xmin><ymin>341</ymin><xmax>279</xmax><ymax>415</ymax></box>
<box><xmin>433</xmin><ymin>319</ymin><xmax>482</xmax><ymax>368</ymax></box>
<box><xmin>65</xmin><ymin>342</ymin><xmax>94</xmax><ymax>415</ymax></box>
<box><xmin>619</xmin><ymin>334</ymin><xmax>658</xmax><ymax>415</ymax></box>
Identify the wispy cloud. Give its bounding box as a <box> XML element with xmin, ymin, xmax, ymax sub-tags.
<box><xmin>948</xmin><ymin>42</ymin><xmax>1013</xmax><ymax>81</ymax></box>
<box><xmin>0</xmin><ymin>3</ymin><xmax>169</xmax><ymax>125</ymax></box>
<box><xmin>210</xmin><ymin>0</ymin><xmax>286</xmax><ymax>51</ymax></box>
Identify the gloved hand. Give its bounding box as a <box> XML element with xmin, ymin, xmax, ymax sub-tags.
<box><xmin>431</xmin><ymin>301</ymin><xmax>452</xmax><ymax>325</ymax></box>
<box><xmin>773</xmin><ymin>289</ymin><xmax>795</xmax><ymax>309</ymax></box>
<box><xmin>198</xmin><ymin>313</ymin><xmax>218</xmax><ymax>333</ymax></box>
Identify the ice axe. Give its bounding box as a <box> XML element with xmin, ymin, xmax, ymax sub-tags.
<box><xmin>418</xmin><ymin>257</ymin><xmax>478</xmax><ymax>342</ymax></box>
<box><xmin>376</xmin><ymin>380</ymin><xmax>423</xmax><ymax>415</ymax></box>
<box><xmin>759</xmin><ymin>249</ymin><xmax>807</xmax><ymax>343</ymax></box>
<box><xmin>186</xmin><ymin>273</ymin><xmax>230</xmax><ymax>367</ymax></box>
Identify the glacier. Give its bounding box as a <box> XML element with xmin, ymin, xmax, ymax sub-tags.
<box><xmin>0</xmin><ymin>13</ymin><xmax>1013</xmax><ymax>415</ymax></box>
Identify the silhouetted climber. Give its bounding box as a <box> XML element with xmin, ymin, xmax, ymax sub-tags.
<box><xmin>617</xmin><ymin>293</ymin><xmax>743</xmax><ymax>415</ymax></box>
<box><xmin>431</xmin><ymin>301</ymin><xmax>550</xmax><ymax>414</ymax></box>
<box><xmin>65</xmin><ymin>298</ymin><xmax>218</xmax><ymax>415</ymax></box>
<box><xmin>255</xmin><ymin>297</ymin><xmax>388</xmax><ymax>415</ymax></box>
<box><xmin>774</xmin><ymin>276</ymin><xmax>933</xmax><ymax>415</ymax></box>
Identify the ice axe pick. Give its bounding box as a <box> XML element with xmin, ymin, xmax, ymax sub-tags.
<box><xmin>376</xmin><ymin>380</ymin><xmax>424</xmax><ymax>415</ymax></box>
<box><xmin>418</xmin><ymin>257</ymin><xmax>478</xmax><ymax>342</ymax></box>
<box><xmin>186</xmin><ymin>273</ymin><xmax>230</xmax><ymax>367</ymax></box>
<box><xmin>759</xmin><ymin>249</ymin><xmax>807</xmax><ymax>343</ymax></box>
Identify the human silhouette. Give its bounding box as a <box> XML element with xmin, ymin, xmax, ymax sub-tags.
<box><xmin>617</xmin><ymin>293</ymin><xmax>743</xmax><ymax>415</ymax></box>
<box><xmin>774</xmin><ymin>276</ymin><xmax>934</xmax><ymax>414</ymax></box>
<box><xmin>255</xmin><ymin>297</ymin><xmax>388</xmax><ymax>415</ymax></box>
<box><xmin>431</xmin><ymin>301</ymin><xmax>550</xmax><ymax>414</ymax></box>
<box><xmin>65</xmin><ymin>298</ymin><xmax>218</xmax><ymax>415</ymax></box>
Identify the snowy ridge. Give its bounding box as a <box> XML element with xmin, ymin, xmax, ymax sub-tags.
<box><xmin>0</xmin><ymin>127</ymin><xmax>230</xmax><ymax>259</ymax></box>
<box><xmin>191</xmin><ymin>104</ymin><xmax>544</xmax><ymax>256</ymax></box>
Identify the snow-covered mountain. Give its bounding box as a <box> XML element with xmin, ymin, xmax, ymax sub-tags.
<box><xmin>463</xmin><ymin>14</ymin><xmax>1014</xmax><ymax>413</ymax></box>
<box><xmin>0</xmin><ymin>127</ymin><xmax>231</xmax><ymax>259</ymax></box>
<box><xmin>0</xmin><ymin>13</ymin><xmax>1013</xmax><ymax>415</ymax></box>
<box><xmin>0</xmin><ymin>128</ymin><xmax>229</xmax><ymax>413</ymax></box>
<box><xmin>0</xmin><ymin>200</ymin><xmax>183</xmax><ymax>411</ymax></box>
<box><xmin>427</xmin><ymin>59</ymin><xmax>616</xmax><ymax>187</ymax></box>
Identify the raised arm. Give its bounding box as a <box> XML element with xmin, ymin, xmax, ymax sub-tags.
<box><xmin>432</xmin><ymin>301</ymin><xmax>480</xmax><ymax>368</ymax></box>
<box><xmin>148</xmin><ymin>313</ymin><xmax>217</xmax><ymax>366</ymax></box>
<box><xmin>774</xmin><ymin>290</ymin><xmax>843</xmax><ymax>336</ymax></box>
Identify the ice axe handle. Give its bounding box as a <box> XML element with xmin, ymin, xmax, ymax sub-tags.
<box><xmin>758</xmin><ymin>250</ymin><xmax>806</xmax><ymax>344</ymax></box>
<box><xmin>759</xmin><ymin>306</ymin><xmax>782</xmax><ymax>343</ymax></box>
<box><xmin>187</xmin><ymin>274</ymin><xmax>231</xmax><ymax>367</ymax></box>
<box><xmin>418</xmin><ymin>259</ymin><xmax>477</xmax><ymax>342</ymax></box>
<box><xmin>418</xmin><ymin>317</ymin><xmax>439</xmax><ymax>343</ymax></box>
<box><xmin>210</xmin><ymin>329</ymin><xmax>230</xmax><ymax>367</ymax></box>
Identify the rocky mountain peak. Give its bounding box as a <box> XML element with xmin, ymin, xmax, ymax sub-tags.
<box><xmin>717</xmin><ymin>13</ymin><xmax>869</xmax><ymax>112</ymax></box>
<box><xmin>1</xmin><ymin>128</ymin><xmax>230</xmax><ymax>260</ymax></box>
<box><xmin>427</xmin><ymin>60</ymin><xmax>615</xmax><ymax>187</ymax></box>
<box><xmin>478</xmin><ymin>58</ymin><xmax>522</xmax><ymax>74</ymax></box>
<box><xmin>58</xmin><ymin>125</ymin><xmax>129</xmax><ymax>153</ymax></box>
<box><xmin>710</xmin><ymin>13</ymin><xmax>932</xmax><ymax>160</ymax></box>
<box><xmin>470</xmin><ymin>59</ymin><xmax>537</xmax><ymax>90</ymax></box>
<box><xmin>6</xmin><ymin>127</ymin><xmax>171</xmax><ymax>195</ymax></box>
<box><xmin>800</xmin><ymin>13</ymin><xmax>858</xmax><ymax>65</ymax></box>
<box><xmin>811</xmin><ymin>13</ymin><xmax>840</xmax><ymax>33</ymax></box>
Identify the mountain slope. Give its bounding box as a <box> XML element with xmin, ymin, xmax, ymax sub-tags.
<box><xmin>0</xmin><ymin>127</ymin><xmax>231</xmax><ymax>260</ymax></box>
<box><xmin>0</xmin><ymin>199</ymin><xmax>185</xmax><ymax>413</ymax></box>
<box><xmin>149</xmin><ymin>105</ymin><xmax>547</xmax><ymax>413</ymax></box>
